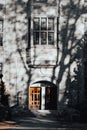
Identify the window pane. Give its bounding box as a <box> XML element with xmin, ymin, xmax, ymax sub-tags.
<box><xmin>41</xmin><ymin>18</ymin><xmax>47</xmax><ymax>30</ymax></box>
<box><xmin>0</xmin><ymin>20</ymin><xmax>3</xmax><ymax>46</ymax></box>
<box><xmin>48</xmin><ymin>32</ymin><xmax>54</xmax><ymax>45</ymax></box>
<box><xmin>0</xmin><ymin>63</ymin><xmax>2</xmax><ymax>75</ymax></box>
<box><xmin>34</xmin><ymin>0</ymin><xmax>47</xmax><ymax>2</ymax></box>
<box><xmin>41</xmin><ymin>32</ymin><xmax>47</xmax><ymax>44</ymax></box>
<box><xmin>48</xmin><ymin>18</ymin><xmax>54</xmax><ymax>30</ymax></box>
<box><xmin>0</xmin><ymin>33</ymin><xmax>3</xmax><ymax>46</ymax></box>
<box><xmin>33</xmin><ymin>18</ymin><xmax>40</xmax><ymax>30</ymax></box>
<box><xmin>0</xmin><ymin>21</ymin><xmax>3</xmax><ymax>32</ymax></box>
<box><xmin>28</xmin><ymin>18</ymin><xmax>31</xmax><ymax>48</ymax></box>
<box><xmin>33</xmin><ymin>32</ymin><xmax>39</xmax><ymax>45</ymax></box>
<box><xmin>28</xmin><ymin>18</ymin><xmax>31</xmax><ymax>32</ymax></box>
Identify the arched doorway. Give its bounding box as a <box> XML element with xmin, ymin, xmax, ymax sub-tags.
<box><xmin>29</xmin><ymin>81</ymin><xmax>57</xmax><ymax>110</ymax></box>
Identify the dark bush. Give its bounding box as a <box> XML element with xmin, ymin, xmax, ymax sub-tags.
<box><xmin>0</xmin><ymin>81</ymin><xmax>11</xmax><ymax>121</ymax></box>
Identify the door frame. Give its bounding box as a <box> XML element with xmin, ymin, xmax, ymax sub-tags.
<box><xmin>29</xmin><ymin>81</ymin><xmax>57</xmax><ymax>110</ymax></box>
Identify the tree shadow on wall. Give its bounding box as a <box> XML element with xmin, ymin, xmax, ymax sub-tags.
<box><xmin>26</xmin><ymin>0</ymin><xmax>86</xmax><ymax>122</ymax></box>
<box><xmin>4</xmin><ymin>0</ymin><xmax>87</xmax><ymax>123</ymax></box>
<box><xmin>50</xmin><ymin>0</ymin><xmax>87</xmax><ymax>123</ymax></box>
<box><xmin>4</xmin><ymin>0</ymin><xmax>35</xmax><ymax>118</ymax></box>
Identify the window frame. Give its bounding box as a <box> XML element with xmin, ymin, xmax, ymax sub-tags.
<box><xmin>33</xmin><ymin>0</ymin><xmax>47</xmax><ymax>2</ymax></box>
<box><xmin>32</xmin><ymin>17</ymin><xmax>57</xmax><ymax>46</ymax></box>
<box><xmin>0</xmin><ymin>20</ymin><xmax>3</xmax><ymax>46</ymax></box>
<box><xmin>0</xmin><ymin>63</ymin><xmax>3</xmax><ymax>75</ymax></box>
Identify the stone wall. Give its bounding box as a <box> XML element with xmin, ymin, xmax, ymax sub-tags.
<box><xmin>0</xmin><ymin>0</ymin><xmax>85</xmax><ymax>111</ymax></box>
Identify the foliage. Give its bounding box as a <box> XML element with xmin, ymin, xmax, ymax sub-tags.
<box><xmin>0</xmin><ymin>81</ymin><xmax>11</xmax><ymax>121</ymax></box>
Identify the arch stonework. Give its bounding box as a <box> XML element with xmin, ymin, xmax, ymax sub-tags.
<box><xmin>30</xmin><ymin>69</ymin><xmax>57</xmax><ymax>85</ymax></box>
<box><xmin>30</xmin><ymin>77</ymin><xmax>57</xmax><ymax>86</ymax></box>
<box><xmin>29</xmin><ymin>67</ymin><xmax>58</xmax><ymax>86</ymax></box>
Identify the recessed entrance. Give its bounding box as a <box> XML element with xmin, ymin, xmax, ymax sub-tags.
<box><xmin>29</xmin><ymin>81</ymin><xmax>57</xmax><ymax>110</ymax></box>
<box><xmin>45</xmin><ymin>87</ymin><xmax>57</xmax><ymax>110</ymax></box>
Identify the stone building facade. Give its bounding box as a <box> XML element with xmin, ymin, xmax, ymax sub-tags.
<box><xmin>0</xmin><ymin>0</ymin><xmax>86</xmax><ymax>115</ymax></box>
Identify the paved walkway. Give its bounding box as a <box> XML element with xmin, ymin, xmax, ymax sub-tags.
<box><xmin>0</xmin><ymin>116</ymin><xmax>87</xmax><ymax>130</ymax></box>
<box><xmin>0</xmin><ymin>121</ymin><xmax>16</xmax><ymax>129</ymax></box>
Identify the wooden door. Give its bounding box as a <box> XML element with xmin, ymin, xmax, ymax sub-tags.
<box><xmin>29</xmin><ymin>87</ymin><xmax>41</xmax><ymax>109</ymax></box>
